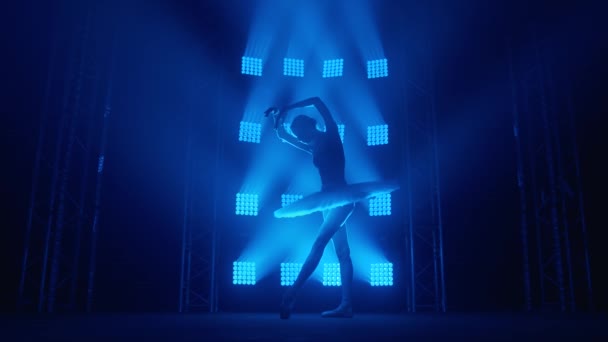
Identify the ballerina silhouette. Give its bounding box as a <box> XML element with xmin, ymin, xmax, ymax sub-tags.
<box><xmin>266</xmin><ymin>97</ymin><xmax>398</xmax><ymax>319</ymax></box>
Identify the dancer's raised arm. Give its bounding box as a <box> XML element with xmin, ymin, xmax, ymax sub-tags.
<box><xmin>265</xmin><ymin>107</ymin><xmax>313</xmax><ymax>154</ymax></box>
<box><xmin>282</xmin><ymin>97</ymin><xmax>338</xmax><ymax>134</ymax></box>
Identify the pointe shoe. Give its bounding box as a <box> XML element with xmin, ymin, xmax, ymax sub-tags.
<box><xmin>280</xmin><ymin>291</ymin><xmax>296</xmax><ymax>319</ymax></box>
<box><xmin>321</xmin><ymin>304</ymin><xmax>353</xmax><ymax>318</ymax></box>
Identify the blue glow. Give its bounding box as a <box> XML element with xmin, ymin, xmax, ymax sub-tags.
<box><xmin>283</xmin><ymin>58</ymin><xmax>304</xmax><ymax>77</ymax></box>
<box><xmin>241</xmin><ymin>56</ymin><xmax>263</xmax><ymax>76</ymax></box>
<box><xmin>367</xmin><ymin>124</ymin><xmax>389</xmax><ymax>146</ymax></box>
<box><xmin>322</xmin><ymin>263</ymin><xmax>341</xmax><ymax>286</ymax></box>
<box><xmin>338</xmin><ymin>124</ymin><xmax>345</xmax><ymax>143</ymax></box>
<box><xmin>371</xmin><ymin>263</ymin><xmax>394</xmax><ymax>286</ymax></box>
<box><xmin>235</xmin><ymin>193</ymin><xmax>259</xmax><ymax>216</ymax></box>
<box><xmin>97</xmin><ymin>155</ymin><xmax>104</xmax><ymax>174</ymax></box>
<box><xmin>322</xmin><ymin>59</ymin><xmax>344</xmax><ymax>78</ymax></box>
<box><xmin>339</xmin><ymin>220</ymin><xmax>390</xmax><ymax>281</ymax></box>
<box><xmin>233</xmin><ymin>261</ymin><xmax>256</xmax><ymax>285</ymax></box>
<box><xmin>369</xmin><ymin>193</ymin><xmax>392</xmax><ymax>216</ymax></box>
<box><xmin>367</xmin><ymin>59</ymin><xmax>388</xmax><ymax>79</ymax></box>
<box><xmin>280</xmin><ymin>262</ymin><xmax>302</xmax><ymax>286</ymax></box>
<box><xmin>238</xmin><ymin>121</ymin><xmax>262</xmax><ymax>144</ymax></box>
<box><xmin>281</xmin><ymin>194</ymin><xmax>304</xmax><ymax>208</ymax></box>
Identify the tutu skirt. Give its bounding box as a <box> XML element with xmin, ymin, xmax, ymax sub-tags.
<box><xmin>274</xmin><ymin>180</ymin><xmax>400</xmax><ymax>218</ymax></box>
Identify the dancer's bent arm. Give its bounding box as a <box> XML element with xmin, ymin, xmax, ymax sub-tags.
<box><xmin>282</xmin><ymin>97</ymin><xmax>339</xmax><ymax>135</ymax></box>
<box><xmin>269</xmin><ymin>108</ymin><xmax>313</xmax><ymax>154</ymax></box>
<box><xmin>276</xmin><ymin>126</ymin><xmax>313</xmax><ymax>154</ymax></box>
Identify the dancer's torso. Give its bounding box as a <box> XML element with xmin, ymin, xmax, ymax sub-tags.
<box><xmin>312</xmin><ymin>131</ymin><xmax>346</xmax><ymax>191</ymax></box>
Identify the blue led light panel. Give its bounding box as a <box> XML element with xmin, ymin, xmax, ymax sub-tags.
<box><xmin>281</xmin><ymin>194</ymin><xmax>303</xmax><ymax>208</ymax></box>
<box><xmin>233</xmin><ymin>261</ymin><xmax>256</xmax><ymax>285</ymax></box>
<box><xmin>369</xmin><ymin>193</ymin><xmax>391</xmax><ymax>216</ymax></box>
<box><xmin>280</xmin><ymin>262</ymin><xmax>303</xmax><ymax>286</ymax></box>
<box><xmin>367</xmin><ymin>124</ymin><xmax>389</xmax><ymax>146</ymax></box>
<box><xmin>235</xmin><ymin>193</ymin><xmax>259</xmax><ymax>216</ymax></box>
<box><xmin>367</xmin><ymin>58</ymin><xmax>388</xmax><ymax>79</ymax></box>
<box><xmin>241</xmin><ymin>56</ymin><xmax>263</xmax><ymax>76</ymax></box>
<box><xmin>97</xmin><ymin>155</ymin><xmax>105</xmax><ymax>173</ymax></box>
<box><xmin>371</xmin><ymin>263</ymin><xmax>393</xmax><ymax>286</ymax></box>
<box><xmin>322</xmin><ymin>263</ymin><xmax>341</xmax><ymax>286</ymax></box>
<box><xmin>284</xmin><ymin>58</ymin><xmax>304</xmax><ymax>77</ymax></box>
<box><xmin>337</xmin><ymin>124</ymin><xmax>345</xmax><ymax>143</ymax></box>
<box><xmin>239</xmin><ymin>121</ymin><xmax>262</xmax><ymax>143</ymax></box>
<box><xmin>323</xmin><ymin>59</ymin><xmax>344</xmax><ymax>78</ymax></box>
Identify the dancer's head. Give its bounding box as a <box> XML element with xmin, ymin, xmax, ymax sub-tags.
<box><xmin>290</xmin><ymin>115</ymin><xmax>318</xmax><ymax>144</ymax></box>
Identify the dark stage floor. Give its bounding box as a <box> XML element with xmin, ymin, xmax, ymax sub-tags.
<box><xmin>1</xmin><ymin>312</ymin><xmax>606</xmax><ymax>341</ymax></box>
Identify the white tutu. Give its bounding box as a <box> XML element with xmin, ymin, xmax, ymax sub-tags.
<box><xmin>274</xmin><ymin>180</ymin><xmax>400</xmax><ymax>218</ymax></box>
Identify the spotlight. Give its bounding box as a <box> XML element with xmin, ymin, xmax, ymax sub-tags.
<box><xmin>280</xmin><ymin>263</ymin><xmax>303</xmax><ymax>286</ymax></box>
<box><xmin>367</xmin><ymin>124</ymin><xmax>389</xmax><ymax>146</ymax></box>
<box><xmin>337</xmin><ymin>124</ymin><xmax>345</xmax><ymax>143</ymax></box>
<box><xmin>370</xmin><ymin>263</ymin><xmax>393</xmax><ymax>286</ymax></box>
<box><xmin>369</xmin><ymin>193</ymin><xmax>391</xmax><ymax>216</ymax></box>
<box><xmin>235</xmin><ymin>193</ymin><xmax>259</xmax><ymax>216</ymax></box>
<box><xmin>241</xmin><ymin>56</ymin><xmax>263</xmax><ymax>76</ymax></box>
<box><xmin>322</xmin><ymin>263</ymin><xmax>341</xmax><ymax>286</ymax></box>
<box><xmin>322</xmin><ymin>59</ymin><xmax>344</xmax><ymax>78</ymax></box>
<box><xmin>367</xmin><ymin>58</ymin><xmax>388</xmax><ymax>79</ymax></box>
<box><xmin>238</xmin><ymin>121</ymin><xmax>262</xmax><ymax>144</ymax></box>
<box><xmin>281</xmin><ymin>194</ymin><xmax>304</xmax><ymax>208</ymax></box>
<box><xmin>283</xmin><ymin>58</ymin><xmax>304</xmax><ymax>77</ymax></box>
<box><xmin>233</xmin><ymin>261</ymin><xmax>256</xmax><ymax>285</ymax></box>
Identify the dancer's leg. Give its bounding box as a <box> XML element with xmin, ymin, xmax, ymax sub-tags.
<box><xmin>280</xmin><ymin>204</ymin><xmax>354</xmax><ymax>319</ymax></box>
<box><xmin>321</xmin><ymin>225</ymin><xmax>353</xmax><ymax>318</ymax></box>
<box><xmin>292</xmin><ymin>205</ymin><xmax>353</xmax><ymax>290</ymax></box>
<box><xmin>333</xmin><ymin>226</ymin><xmax>353</xmax><ymax>305</ymax></box>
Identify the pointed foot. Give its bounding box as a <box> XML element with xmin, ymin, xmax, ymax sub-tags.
<box><xmin>280</xmin><ymin>290</ymin><xmax>296</xmax><ymax>319</ymax></box>
<box><xmin>321</xmin><ymin>304</ymin><xmax>353</xmax><ymax>318</ymax></box>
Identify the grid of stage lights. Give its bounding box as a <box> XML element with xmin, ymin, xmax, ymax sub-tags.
<box><xmin>233</xmin><ymin>261</ymin><xmax>256</xmax><ymax>285</ymax></box>
<box><xmin>281</xmin><ymin>194</ymin><xmax>303</xmax><ymax>208</ymax></box>
<box><xmin>323</xmin><ymin>59</ymin><xmax>344</xmax><ymax>78</ymax></box>
<box><xmin>284</xmin><ymin>58</ymin><xmax>305</xmax><ymax>77</ymax></box>
<box><xmin>371</xmin><ymin>263</ymin><xmax>394</xmax><ymax>286</ymax></box>
<box><xmin>367</xmin><ymin>124</ymin><xmax>389</xmax><ymax>146</ymax></box>
<box><xmin>280</xmin><ymin>263</ymin><xmax>303</xmax><ymax>286</ymax></box>
<box><xmin>338</xmin><ymin>124</ymin><xmax>345</xmax><ymax>143</ymax></box>
<box><xmin>322</xmin><ymin>263</ymin><xmax>341</xmax><ymax>286</ymax></box>
<box><xmin>369</xmin><ymin>193</ymin><xmax>392</xmax><ymax>216</ymax></box>
<box><xmin>241</xmin><ymin>56</ymin><xmax>263</xmax><ymax>76</ymax></box>
<box><xmin>367</xmin><ymin>58</ymin><xmax>389</xmax><ymax>79</ymax></box>
<box><xmin>238</xmin><ymin>121</ymin><xmax>262</xmax><ymax>144</ymax></box>
<box><xmin>235</xmin><ymin>193</ymin><xmax>259</xmax><ymax>216</ymax></box>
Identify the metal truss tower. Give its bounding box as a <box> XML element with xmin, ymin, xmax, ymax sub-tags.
<box><xmin>399</xmin><ymin>39</ymin><xmax>447</xmax><ymax>312</ymax></box>
<box><xmin>178</xmin><ymin>56</ymin><xmax>224</xmax><ymax>314</ymax></box>
<box><xmin>508</xmin><ymin>34</ymin><xmax>593</xmax><ymax>312</ymax></box>
<box><xmin>178</xmin><ymin>117</ymin><xmax>221</xmax><ymax>313</ymax></box>
<box><xmin>18</xmin><ymin>2</ymin><xmax>115</xmax><ymax>313</ymax></box>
